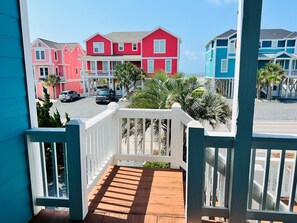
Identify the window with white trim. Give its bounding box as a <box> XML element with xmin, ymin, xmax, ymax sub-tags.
<box><xmin>118</xmin><ymin>42</ymin><xmax>124</xmax><ymax>51</ymax></box>
<box><xmin>39</xmin><ymin>67</ymin><xmax>49</xmax><ymax>77</ymax></box>
<box><xmin>148</xmin><ymin>60</ymin><xmax>154</xmax><ymax>73</ymax></box>
<box><xmin>165</xmin><ymin>60</ymin><xmax>172</xmax><ymax>73</ymax></box>
<box><xmin>55</xmin><ymin>67</ymin><xmax>59</xmax><ymax>76</ymax></box>
<box><xmin>221</xmin><ymin>59</ymin><xmax>228</xmax><ymax>73</ymax></box>
<box><xmin>229</xmin><ymin>39</ymin><xmax>236</xmax><ymax>53</ymax></box>
<box><xmin>154</xmin><ymin>40</ymin><xmax>166</xmax><ymax>53</ymax></box>
<box><xmin>90</xmin><ymin>61</ymin><xmax>96</xmax><ymax>71</ymax></box>
<box><xmin>35</xmin><ymin>50</ymin><xmax>45</xmax><ymax>60</ymax></box>
<box><xmin>102</xmin><ymin>61</ymin><xmax>108</xmax><ymax>71</ymax></box>
<box><xmin>132</xmin><ymin>42</ymin><xmax>137</xmax><ymax>51</ymax></box>
<box><xmin>93</xmin><ymin>42</ymin><xmax>104</xmax><ymax>53</ymax></box>
<box><xmin>54</xmin><ymin>51</ymin><xmax>58</xmax><ymax>60</ymax></box>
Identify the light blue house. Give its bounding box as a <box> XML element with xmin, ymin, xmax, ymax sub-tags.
<box><xmin>205</xmin><ymin>29</ymin><xmax>297</xmax><ymax>98</ymax></box>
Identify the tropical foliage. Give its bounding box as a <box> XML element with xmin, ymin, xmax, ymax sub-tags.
<box><xmin>129</xmin><ymin>72</ymin><xmax>231</xmax><ymax>128</ymax></box>
<box><xmin>43</xmin><ymin>74</ymin><xmax>61</xmax><ymax>99</ymax></box>
<box><xmin>256</xmin><ymin>62</ymin><xmax>286</xmax><ymax>100</ymax></box>
<box><xmin>115</xmin><ymin>62</ymin><xmax>145</xmax><ymax>97</ymax></box>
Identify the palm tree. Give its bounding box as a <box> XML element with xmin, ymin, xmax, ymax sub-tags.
<box><xmin>115</xmin><ymin>62</ymin><xmax>144</xmax><ymax>97</ymax></box>
<box><xmin>44</xmin><ymin>74</ymin><xmax>61</xmax><ymax>99</ymax></box>
<box><xmin>129</xmin><ymin>72</ymin><xmax>231</xmax><ymax>128</ymax></box>
<box><xmin>256</xmin><ymin>68</ymin><xmax>266</xmax><ymax>99</ymax></box>
<box><xmin>261</xmin><ymin>62</ymin><xmax>286</xmax><ymax>100</ymax></box>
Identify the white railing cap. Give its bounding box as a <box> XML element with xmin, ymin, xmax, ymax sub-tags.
<box><xmin>107</xmin><ymin>102</ymin><xmax>120</xmax><ymax>110</ymax></box>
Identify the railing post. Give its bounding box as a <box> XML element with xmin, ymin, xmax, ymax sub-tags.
<box><xmin>229</xmin><ymin>0</ymin><xmax>263</xmax><ymax>222</ymax></box>
<box><xmin>65</xmin><ymin>120</ymin><xmax>88</xmax><ymax>221</ymax></box>
<box><xmin>107</xmin><ymin>102</ymin><xmax>120</xmax><ymax>159</ymax></box>
<box><xmin>171</xmin><ymin>103</ymin><xmax>182</xmax><ymax>169</ymax></box>
<box><xmin>186</xmin><ymin>121</ymin><xmax>205</xmax><ymax>223</ymax></box>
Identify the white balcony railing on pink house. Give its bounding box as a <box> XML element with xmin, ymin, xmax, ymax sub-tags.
<box><xmin>26</xmin><ymin>102</ymin><xmax>297</xmax><ymax>222</ymax></box>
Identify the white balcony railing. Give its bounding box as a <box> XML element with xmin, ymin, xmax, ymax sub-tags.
<box><xmin>82</xmin><ymin>70</ymin><xmax>116</xmax><ymax>77</ymax></box>
<box><xmin>26</xmin><ymin>103</ymin><xmax>297</xmax><ymax>222</ymax></box>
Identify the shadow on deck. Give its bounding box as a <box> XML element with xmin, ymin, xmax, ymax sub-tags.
<box><xmin>30</xmin><ymin>165</ymin><xmax>186</xmax><ymax>223</ymax></box>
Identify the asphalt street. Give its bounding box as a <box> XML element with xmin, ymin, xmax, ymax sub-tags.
<box><xmin>50</xmin><ymin>97</ymin><xmax>297</xmax><ymax>134</ymax></box>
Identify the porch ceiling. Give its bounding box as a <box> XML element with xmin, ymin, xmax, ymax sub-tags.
<box><xmin>81</xmin><ymin>55</ymin><xmax>141</xmax><ymax>61</ymax></box>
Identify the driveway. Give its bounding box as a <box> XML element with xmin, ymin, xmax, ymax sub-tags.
<box><xmin>51</xmin><ymin>97</ymin><xmax>297</xmax><ymax>134</ymax></box>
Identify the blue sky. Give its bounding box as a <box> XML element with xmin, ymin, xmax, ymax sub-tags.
<box><xmin>27</xmin><ymin>0</ymin><xmax>297</xmax><ymax>74</ymax></box>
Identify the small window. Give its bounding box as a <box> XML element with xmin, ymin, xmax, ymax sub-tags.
<box><xmin>287</xmin><ymin>40</ymin><xmax>296</xmax><ymax>47</ymax></box>
<box><xmin>229</xmin><ymin>40</ymin><xmax>236</xmax><ymax>53</ymax></box>
<box><xmin>262</xmin><ymin>41</ymin><xmax>272</xmax><ymax>48</ymax></box>
<box><xmin>38</xmin><ymin>42</ymin><xmax>42</xmax><ymax>47</ymax></box>
<box><xmin>93</xmin><ymin>42</ymin><xmax>104</xmax><ymax>53</ymax></box>
<box><xmin>221</xmin><ymin>59</ymin><xmax>228</xmax><ymax>73</ymax></box>
<box><xmin>55</xmin><ymin>67</ymin><xmax>59</xmax><ymax>76</ymax></box>
<box><xmin>76</xmin><ymin>68</ymin><xmax>78</xmax><ymax>74</ymax></box>
<box><xmin>148</xmin><ymin>60</ymin><xmax>154</xmax><ymax>73</ymax></box>
<box><xmin>132</xmin><ymin>43</ymin><xmax>137</xmax><ymax>51</ymax></box>
<box><xmin>278</xmin><ymin>40</ymin><xmax>285</xmax><ymax>48</ymax></box>
<box><xmin>54</xmin><ymin>51</ymin><xmax>58</xmax><ymax>60</ymax></box>
<box><xmin>36</xmin><ymin>51</ymin><xmax>40</xmax><ymax>60</ymax></box>
<box><xmin>118</xmin><ymin>42</ymin><xmax>124</xmax><ymax>51</ymax></box>
<box><xmin>217</xmin><ymin>40</ymin><xmax>228</xmax><ymax>47</ymax></box>
<box><xmin>40</xmin><ymin>67</ymin><xmax>49</xmax><ymax>76</ymax></box>
<box><xmin>40</xmin><ymin>51</ymin><xmax>45</xmax><ymax>59</ymax></box>
<box><xmin>154</xmin><ymin>40</ymin><xmax>166</xmax><ymax>53</ymax></box>
<box><xmin>165</xmin><ymin>60</ymin><xmax>172</xmax><ymax>73</ymax></box>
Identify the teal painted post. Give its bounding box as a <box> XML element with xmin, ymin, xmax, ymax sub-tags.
<box><xmin>65</xmin><ymin>120</ymin><xmax>88</xmax><ymax>220</ymax></box>
<box><xmin>186</xmin><ymin>121</ymin><xmax>205</xmax><ymax>223</ymax></box>
<box><xmin>229</xmin><ymin>0</ymin><xmax>263</xmax><ymax>223</ymax></box>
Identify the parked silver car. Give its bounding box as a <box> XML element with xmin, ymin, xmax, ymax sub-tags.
<box><xmin>59</xmin><ymin>90</ymin><xmax>80</xmax><ymax>102</ymax></box>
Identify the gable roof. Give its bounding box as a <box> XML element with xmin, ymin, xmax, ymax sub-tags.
<box><xmin>215</xmin><ymin>29</ymin><xmax>237</xmax><ymax>39</ymax></box>
<box><xmin>34</xmin><ymin>38</ymin><xmax>81</xmax><ymax>51</ymax></box>
<box><xmin>260</xmin><ymin>29</ymin><xmax>293</xmax><ymax>39</ymax></box>
<box><xmin>141</xmin><ymin>26</ymin><xmax>181</xmax><ymax>41</ymax></box>
<box><xmin>105</xmin><ymin>31</ymin><xmax>149</xmax><ymax>43</ymax></box>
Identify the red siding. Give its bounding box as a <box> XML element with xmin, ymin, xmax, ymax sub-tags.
<box><xmin>142</xmin><ymin>28</ymin><xmax>178</xmax><ymax>58</ymax></box>
<box><xmin>86</xmin><ymin>34</ymin><xmax>112</xmax><ymax>56</ymax></box>
<box><xmin>142</xmin><ymin>58</ymin><xmax>177</xmax><ymax>74</ymax></box>
<box><xmin>113</xmin><ymin>42</ymin><xmax>141</xmax><ymax>55</ymax></box>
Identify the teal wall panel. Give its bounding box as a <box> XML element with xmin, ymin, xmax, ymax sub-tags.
<box><xmin>0</xmin><ymin>0</ymin><xmax>33</xmax><ymax>222</ymax></box>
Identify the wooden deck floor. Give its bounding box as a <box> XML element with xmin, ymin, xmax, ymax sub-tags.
<box><xmin>30</xmin><ymin>165</ymin><xmax>185</xmax><ymax>223</ymax></box>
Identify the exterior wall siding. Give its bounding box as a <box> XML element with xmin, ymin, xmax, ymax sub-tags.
<box><xmin>142</xmin><ymin>28</ymin><xmax>178</xmax><ymax>57</ymax></box>
<box><xmin>142</xmin><ymin>58</ymin><xmax>177</xmax><ymax>74</ymax></box>
<box><xmin>113</xmin><ymin>42</ymin><xmax>141</xmax><ymax>55</ymax></box>
<box><xmin>0</xmin><ymin>0</ymin><xmax>33</xmax><ymax>222</ymax></box>
<box><xmin>86</xmin><ymin>34</ymin><xmax>112</xmax><ymax>56</ymax></box>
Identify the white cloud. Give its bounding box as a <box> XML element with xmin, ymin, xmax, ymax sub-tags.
<box><xmin>207</xmin><ymin>0</ymin><xmax>238</xmax><ymax>6</ymax></box>
<box><xmin>183</xmin><ymin>50</ymin><xmax>202</xmax><ymax>61</ymax></box>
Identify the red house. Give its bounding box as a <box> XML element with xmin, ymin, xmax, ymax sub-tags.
<box><xmin>81</xmin><ymin>27</ymin><xmax>181</xmax><ymax>95</ymax></box>
<box><xmin>31</xmin><ymin>38</ymin><xmax>85</xmax><ymax>99</ymax></box>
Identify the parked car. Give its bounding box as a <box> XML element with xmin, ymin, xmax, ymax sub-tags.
<box><xmin>96</xmin><ymin>88</ymin><xmax>115</xmax><ymax>104</ymax></box>
<box><xmin>59</xmin><ymin>90</ymin><xmax>80</xmax><ymax>102</ymax></box>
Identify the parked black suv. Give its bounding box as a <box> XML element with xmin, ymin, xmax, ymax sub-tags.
<box><xmin>96</xmin><ymin>89</ymin><xmax>115</xmax><ymax>104</ymax></box>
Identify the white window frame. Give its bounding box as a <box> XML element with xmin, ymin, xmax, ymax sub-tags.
<box><xmin>132</xmin><ymin>42</ymin><xmax>137</xmax><ymax>51</ymax></box>
<box><xmin>102</xmin><ymin>61</ymin><xmax>109</xmax><ymax>71</ymax></box>
<box><xmin>148</xmin><ymin>60</ymin><xmax>154</xmax><ymax>73</ymax></box>
<box><xmin>154</xmin><ymin>39</ymin><xmax>166</xmax><ymax>53</ymax></box>
<box><xmin>55</xmin><ymin>67</ymin><xmax>59</xmax><ymax>76</ymax></box>
<box><xmin>93</xmin><ymin>42</ymin><xmax>104</xmax><ymax>53</ymax></box>
<box><xmin>54</xmin><ymin>51</ymin><xmax>58</xmax><ymax>60</ymax></box>
<box><xmin>229</xmin><ymin>39</ymin><xmax>236</xmax><ymax>53</ymax></box>
<box><xmin>165</xmin><ymin>59</ymin><xmax>172</xmax><ymax>73</ymax></box>
<box><xmin>39</xmin><ymin>67</ymin><xmax>49</xmax><ymax>77</ymax></box>
<box><xmin>118</xmin><ymin>42</ymin><xmax>124</xmax><ymax>51</ymax></box>
<box><xmin>35</xmin><ymin>50</ymin><xmax>45</xmax><ymax>60</ymax></box>
<box><xmin>90</xmin><ymin>61</ymin><xmax>96</xmax><ymax>71</ymax></box>
<box><xmin>221</xmin><ymin>59</ymin><xmax>228</xmax><ymax>73</ymax></box>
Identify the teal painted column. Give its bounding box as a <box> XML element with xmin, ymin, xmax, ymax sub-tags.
<box><xmin>186</xmin><ymin>121</ymin><xmax>205</xmax><ymax>223</ymax></box>
<box><xmin>229</xmin><ymin>0</ymin><xmax>263</xmax><ymax>223</ymax></box>
<box><xmin>65</xmin><ymin>120</ymin><xmax>88</xmax><ymax>220</ymax></box>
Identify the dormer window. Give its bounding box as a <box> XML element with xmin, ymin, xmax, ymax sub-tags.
<box><xmin>154</xmin><ymin>40</ymin><xmax>166</xmax><ymax>53</ymax></box>
<box><xmin>118</xmin><ymin>42</ymin><xmax>124</xmax><ymax>51</ymax></box>
<box><xmin>132</xmin><ymin>43</ymin><xmax>137</xmax><ymax>51</ymax></box>
<box><xmin>93</xmin><ymin>42</ymin><xmax>104</xmax><ymax>53</ymax></box>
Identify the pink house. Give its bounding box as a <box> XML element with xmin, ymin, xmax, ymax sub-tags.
<box><xmin>81</xmin><ymin>27</ymin><xmax>181</xmax><ymax>95</ymax></box>
<box><xmin>31</xmin><ymin>38</ymin><xmax>85</xmax><ymax>99</ymax></box>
